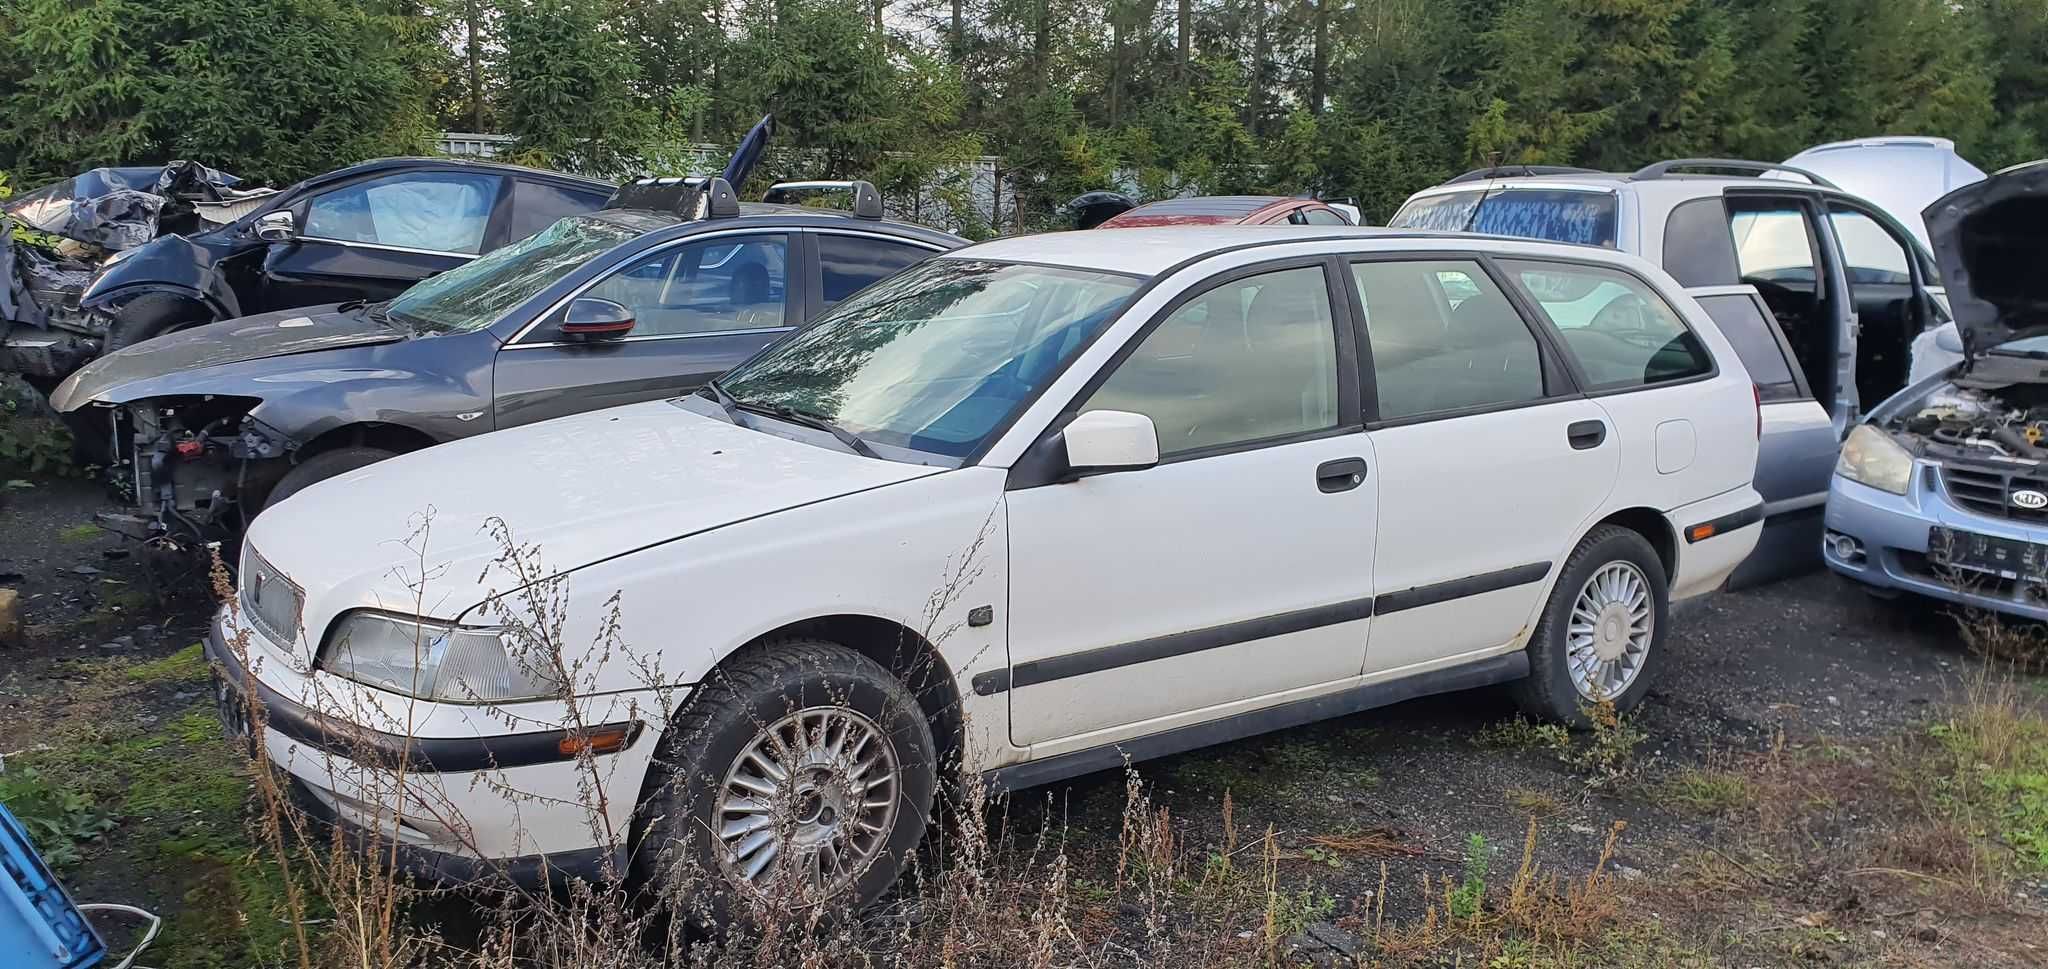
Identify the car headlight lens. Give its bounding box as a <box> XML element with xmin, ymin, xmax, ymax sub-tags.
<box><xmin>323</xmin><ymin>611</ymin><xmax>563</xmax><ymax>703</ymax></box>
<box><xmin>1836</xmin><ymin>424</ymin><xmax>1914</xmax><ymax>495</ymax></box>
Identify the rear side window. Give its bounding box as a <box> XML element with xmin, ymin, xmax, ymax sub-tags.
<box><xmin>1353</xmin><ymin>260</ymin><xmax>1546</xmax><ymax>421</ymax></box>
<box><xmin>1695</xmin><ymin>293</ymin><xmax>1802</xmax><ymax>401</ymax></box>
<box><xmin>818</xmin><ymin>234</ymin><xmax>932</xmax><ymax>305</ymax></box>
<box><xmin>1389</xmin><ymin>189</ymin><xmax>1618</xmax><ymax>247</ymax></box>
<box><xmin>1503</xmin><ymin>260</ymin><xmax>1713</xmax><ymax>391</ymax></box>
<box><xmin>1303</xmin><ymin>207</ymin><xmax>1350</xmax><ymax>226</ymax></box>
<box><xmin>1660</xmin><ymin>197</ymin><xmax>1740</xmax><ymax>287</ymax></box>
<box><xmin>509</xmin><ymin>180</ymin><xmax>602</xmax><ymax>242</ymax></box>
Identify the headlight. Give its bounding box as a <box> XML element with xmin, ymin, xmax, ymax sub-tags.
<box><xmin>1836</xmin><ymin>424</ymin><xmax>1914</xmax><ymax>495</ymax></box>
<box><xmin>323</xmin><ymin>611</ymin><xmax>563</xmax><ymax>703</ymax></box>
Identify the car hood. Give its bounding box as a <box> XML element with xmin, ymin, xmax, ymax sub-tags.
<box><xmin>50</xmin><ymin>304</ymin><xmax>406</xmax><ymax>410</ymax></box>
<box><xmin>244</xmin><ymin>400</ymin><xmax>943</xmax><ymax>662</ymax></box>
<box><xmin>1923</xmin><ymin>159</ymin><xmax>2048</xmax><ymax>359</ymax></box>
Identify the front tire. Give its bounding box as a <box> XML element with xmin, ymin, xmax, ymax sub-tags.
<box><xmin>104</xmin><ymin>293</ymin><xmax>213</xmax><ymax>353</ymax></box>
<box><xmin>1512</xmin><ymin>525</ymin><xmax>1670</xmax><ymax>726</ymax></box>
<box><xmin>633</xmin><ymin>639</ymin><xmax>937</xmax><ymax>923</ymax></box>
<box><xmin>262</xmin><ymin>446</ymin><xmax>397</xmax><ymax>511</ymax></box>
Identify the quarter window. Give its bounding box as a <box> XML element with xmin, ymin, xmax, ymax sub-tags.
<box><xmin>818</xmin><ymin>235</ymin><xmax>933</xmax><ymax>305</ymax></box>
<box><xmin>508</xmin><ymin>180</ymin><xmax>601</xmax><ymax>242</ymax></box>
<box><xmin>1504</xmin><ymin>260</ymin><xmax>1712</xmax><ymax>390</ymax></box>
<box><xmin>303</xmin><ymin>172</ymin><xmax>500</xmax><ymax>254</ymax></box>
<box><xmin>1354</xmin><ymin>260</ymin><xmax>1545</xmax><ymax>420</ymax></box>
<box><xmin>578</xmin><ymin>234</ymin><xmax>789</xmax><ymax>338</ymax></box>
<box><xmin>1695</xmin><ymin>293</ymin><xmax>1801</xmax><ymax>401</ymax></box>
<box><xmin>1082</xmin><ymin>265</ymin><xmax>1339</xmax><ymax>456</ymax></box>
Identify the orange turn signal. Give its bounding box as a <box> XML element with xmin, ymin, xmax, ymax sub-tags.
<box><xmin>558</xmin><ymin>726</ymin><xmax>633</xmax><ymax>758</ymax></box>
<box><xmin>1687</xmin><ymin>523</ymin><xmax>1716</xmax><ymax>543</ymax></box>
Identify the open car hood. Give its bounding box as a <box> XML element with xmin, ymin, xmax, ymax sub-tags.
<box><xmin>1924</xmin><ymin>160</ymin><xmax>2048</xmax><ymax>359</ymax></box>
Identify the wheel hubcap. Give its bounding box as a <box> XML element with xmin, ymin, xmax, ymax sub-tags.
<box><xmin>712</xmin><ymin>706</ymin><xmax>899</xmax><ymax>901</ymax></box>
<box><xmin>1566</xmin><ymin>561</ymin><xmax>1654</xmax><ymax>701</ymax></box>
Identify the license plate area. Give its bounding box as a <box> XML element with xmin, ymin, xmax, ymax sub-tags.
<box><xmin>1928</xmin><ymin>527</ymin><xmax>2048</xmax><ymax>582</ymax></box>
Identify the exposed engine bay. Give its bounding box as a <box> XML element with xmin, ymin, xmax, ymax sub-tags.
<box><xmin>95</xmin><ymin>395</ymin><xmax>294</xmax><ymax>548</ymax></box>
<box><xmin>1891</xmin><ymin>382</ymin><xmax>2048</xmax><ymax>466</ymax></box>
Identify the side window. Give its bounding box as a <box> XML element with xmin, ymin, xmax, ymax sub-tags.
<box><xmin>1504</xmin><ymin>260</ymin><xmax>1713</xmax><ymax>390</ymax></box>
<box><xmin>817</xmin><ymin>235</ymin><xmax>933</xmax><ymax>305</ymax></box>
<box><xmin>1082</xmin><ymin>265</ymin><xmax>1338</xmax><ymax>456</ymax></box>
<box><xmin>1303</xmin><ymin>207</ymin><xmax>1350</xmax><ymax>226</ymax></box>
<box><xmin>1354</xmin><ymin>260</ymin><xmax>1544</xmax><ymax>420</ymax></box>
<box><xmin>1727</xmin><ymin>203</ymin><xmax>1818</xmax><ymax>285</ymax></box>
<box><xmin>1695</xmin><ymin>293</ymin><xmax>1802</xmax><ymax>401</ymax></box>
<box><xmin>1660</xmin><ymin>197</ymin><xmax>1740</xmax><ymax>287</ymax></box>
<box><xmin>508</xmin><ymin>180</ymin><xmax>601</xmax><ymax>242</ymax></box>
<box><xmin>303</xmin><ymin>173</ymin><xmax>500</xmax><ymax>254</ymax></box>
<box><xmin>1827</xmin><ymin>206</ymin><xmax>1913</xmax><ymax>286</ymax></box>
<box><xmin>576</xmin><ymin>234</ymin><xmax>788</xmax><ymax>339</ymax></box>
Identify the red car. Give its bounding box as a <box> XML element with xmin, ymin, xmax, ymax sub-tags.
<box><xmin>1097</xmin><ymin>195</ymin><xmax>1355</xmax><ymax>228</ymax></box>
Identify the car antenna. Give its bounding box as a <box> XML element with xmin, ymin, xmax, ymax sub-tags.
<box><xmin>1460</xmin><ymin>178</ymin><xmax>1502</xmax><ymax>233</ymax></box>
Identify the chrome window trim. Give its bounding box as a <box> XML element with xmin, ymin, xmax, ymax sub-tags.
<box><xmin>295</xmin><ymin>236</ymin><xmax>482</xmax><ymax>260</ymax></box>
<box><xmin>504</xmin><ymin>324</ymin><xmax>794</xmax><ymax>350</ymax></box>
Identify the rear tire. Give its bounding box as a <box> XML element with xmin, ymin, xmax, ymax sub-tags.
<box><xmin>1511</xmin><ymin>525</ymin><xmax>1670</xmax><ymax>727</ymax></box>
<box><xmin>262</xmin><ymin>446</ymin><xmax>396</xmax><ymax>511</ymax></box>
<box><xmin>104</xmin><ymin>293</ymin><xmax>212</xmax><ymax>353</ymax></box>
<box><xmin>632</xmin><ymin>639</ymin><xmax>937</xmax><ymax>926</ymax></box>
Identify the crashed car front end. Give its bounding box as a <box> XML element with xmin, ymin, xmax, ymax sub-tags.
<box><xmin>95</xmin><ymin>394</ymin><xmax>295</xmax><ymax>544</ymax></box>
<box><xmin>2</xmin><ymin>162</ymin><xmax>257</xmax><ymax>380</ymax></box>
<box><xmin>1824</xmin><ymin>159</ymin><xmax>2048</xmax><ymax>616</ymax></box>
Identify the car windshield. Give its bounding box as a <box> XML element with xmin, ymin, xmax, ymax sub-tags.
<box><xmin>718</xmin><ymin>259</ymin><xmax>1144</xmax><ymax>459</ymax></box>
<box><xmin>384</xmin><ymin>215</ymin><xmax>648</xmax><ymax>333</ymax></box>
<box><xmin>1991</xmin><ymin>335</ymin><xmax>2048</xmax><ymax>357</ymax></box>
<box><xmin>1389</xmin><ymin>188</ymin><xmax>1619</xmax><ymax>247</ymax></box>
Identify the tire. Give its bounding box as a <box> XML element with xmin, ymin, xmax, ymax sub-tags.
<box><xmin>263</xmin><ymin>446</ymin><xmax>397</xmax><ymax>511</ymax></box>
<box><xmin>104</xmin><ymin>293</ymin><xmax>213</xmax><ymax>353</ymax></box>
<box><xmin>1511</xmin><ymin>525</ymin><xmax>1670</xmax><ymax>727</ymax></box>
<box><xmin>632</xmin><ymin>639</ymin><xmax>938</xmax><ymax>925</ymax></box>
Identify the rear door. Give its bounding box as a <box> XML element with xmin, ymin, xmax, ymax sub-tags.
<box><xmin>491</xmin><ymin>231</ymin><xmax>799</xmax><ymax>429</ymax></box>
<box><xmin>259</xmin><ymin>170</ymin><xmax>506</xmax><ymax>310</ymax></box>
<box><xmin>1686</xmin><ymin>284</ymin><xmax>1834</xmax><ymax>585</ymax></box>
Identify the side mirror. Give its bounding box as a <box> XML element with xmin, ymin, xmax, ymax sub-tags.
<box><xmin>254</xmin><ymin>211</ymin><xmax>295</xmax><ymax>242</ymax></box>
<box><xmin>1062</xmin><ymin>410</ymin><xmax>1158</xmax><ymax>476</ymax></box>
<box><xmin>560</xmin><ymin>297</ymin><xmax>636</xmax><ymax>341</ymax></box>
<box><xmin>1934</xmin><ymin>321</ymin><xmax>1964</xmax><ymax>354</ymax></box>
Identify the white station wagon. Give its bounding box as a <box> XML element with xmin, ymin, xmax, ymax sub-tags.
<box><xmin>210</xmin><ymin>226</ymin><xmax>1765</xmax><ymax>910</ymax></box>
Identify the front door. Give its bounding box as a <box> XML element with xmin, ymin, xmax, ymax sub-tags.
<box><xmin>1724</xmin><ymin>193</ymin><xmax>1859</xmax><ymax>432</ymax></box>
<box><xmin>1003</xmin><ymin>260</ymin><xmax>1376</xmax><ymax>751</ymax></box>
<box><xmin>492</xmin><ymin>232</ymin><xmax>799</xmax><ymax>429</ymax></box>
<box><xmin>258</xmin><ymin>171</ymin><xmax>505</xmax><ymax>311</ymax></box>
<box><xmin>1350</xmin><ymin>257</ymin><xmax>1617</xmax><ymax>675</ymax></box>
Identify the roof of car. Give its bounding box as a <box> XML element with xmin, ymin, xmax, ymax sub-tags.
<box><xmin>1101</xmin><ymin>195</ymin><xmax>1313</xmax><ymax>227</ymax></box>
<box><xmin>306</xmin><ymin>156</ymin><xmax>615</xmax><ymax>192</ymax></box>
<box><xmin>951</xmin><ymin>225</ymin><xmax>1594</xmax><ymax>277</ymax></box>
<box><xmin>585</xmin><ymin>202</ymin><xmax>966</xmax><ymax>246</ymax></box>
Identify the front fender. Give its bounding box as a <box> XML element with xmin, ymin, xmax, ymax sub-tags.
<box><xmin>79</xmin><ymin>235</ymin><xmax>239</xmax><ymax>319</ymax></box>
<box><xmin>243</xmin><ymin>368</ymin><xmax>486</xmax><ymax>449</ymax></box>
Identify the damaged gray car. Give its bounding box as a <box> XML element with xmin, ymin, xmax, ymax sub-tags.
<box><xmin>49</xmin><ymin>176</ymin><xmax>964</xmax><ymax>547</ymax></box>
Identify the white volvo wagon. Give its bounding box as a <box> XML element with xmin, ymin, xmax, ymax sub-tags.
<box><xmin>209</xmin><ymin>226</ymin><xmax>1765</xmax><ymax>909</ymax></box>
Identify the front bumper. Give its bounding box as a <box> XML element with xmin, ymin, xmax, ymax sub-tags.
<box><xmin>1823</xmin><ymin>466</ymin><xmax>2048</xmax><ymax>621</ymax></box>
<box><xmin>204</xmin><ymin>613</ymin><xmax>641</xmax><ymax>886</ymax></box>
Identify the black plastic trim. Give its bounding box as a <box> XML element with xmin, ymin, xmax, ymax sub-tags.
<box><xmin>1375</xmin><ymin>561</ymin><xmax>1552</xmax><ymax>616</ymax></box>
<box><xmin>984</xmin><ymin>651</ymin><xmax>1531</xmax><ymax>791</ymax></box>
<box><xmin>989</xmin><ymin>596</ymin><xmax>1376</xmax><ymax>695</ymax></box>
<box><xmin>1684</xmin><ymin>502</ymin><xmax>1764</xmax><ymax>542</ymax></box>
<box><xmin>207</xmin><ymin>623</ymin><xmax>641</xmax><ymax>773</ymax></box>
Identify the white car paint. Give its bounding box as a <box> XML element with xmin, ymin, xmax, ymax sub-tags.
<box><xmin>227</xmin><ymin>226</ymin><xmax>1765</xmax><ymax>873</ymax></box>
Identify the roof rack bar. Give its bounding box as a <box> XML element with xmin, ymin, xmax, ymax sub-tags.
<box><xmin>1445</xmin><ymin>165</ymin><xmax>1600</xmax><ymax>184</ymax></box>
<box><xmin>762</xmin><ymin>180</ymin><xmax>885</xmax><ymax>219</ymax></box>
<box><xmin>1627</xmin><ymin>158</ymin><xmax>1839</xmax><ymax>189</ymax></box>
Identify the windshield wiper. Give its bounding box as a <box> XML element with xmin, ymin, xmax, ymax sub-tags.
<box><xmin>701</xmin><ymin>379</ymin><xmax>749</xmax><ymax>428</ymax></box>
<box><xmin>740</xmin><ymin>401</ymin><xmax>880</xmax><ymax>459</ymax></box>
<box><xmin>362</xmin><ymin>300</ymin><xmax>409</xmax><ymax>332</ymax></box>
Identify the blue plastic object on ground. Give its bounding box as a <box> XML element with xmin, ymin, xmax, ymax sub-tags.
<box><xmin>0</xmin><ymin>802</ymin><xmax>105</xmax><ymax>969</ymax></box>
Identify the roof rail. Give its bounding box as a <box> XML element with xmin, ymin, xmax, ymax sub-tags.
<box><xmin>1445</xmin><ymin>165</ymin><xmax>1600</xmax><ymax>184</ymax></box>
<box><xmin>1627</xmin><ymin>158</ymin><xmax>1839</xmax><ymax>189</ymax></box>
<box><xmin>603</xmin><ymin>175</ymin><xmax>740</xmax><ymax>219</ymax></box>
<box><xmin>762</xmin><ymin>180</ymin><xmax>885</xmax><ymax>219</ymax></box>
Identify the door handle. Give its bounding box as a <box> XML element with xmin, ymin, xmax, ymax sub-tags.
<box><xmin>1316</xmin><ymin>457</ymin><xmax>1368</xmax><ymax>493</ymax></box>
<box><xmin>1567</xmin><ymin>420</ymin><xmax>1607</xmax><ymax>450</ymax></box>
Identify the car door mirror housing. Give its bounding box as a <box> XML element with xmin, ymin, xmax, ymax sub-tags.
<box><xmin>1062</xmin><ymin>410</ymin><xmax>1159</xmax><ymax>476</ymax></box>
<box><xmin>1934</xmin><ymin>322</ymin><xmax>1964</xmax><ymax>354</ymax></box>
<box><xmin>560</xmin><ymin>297</ymin><xmax>636</xmax><ymax>341</ymax></box>
<box><xmin>254</xmin><ymin>211</ymin><xmax>295</xmax><ymax>242</ymax></box>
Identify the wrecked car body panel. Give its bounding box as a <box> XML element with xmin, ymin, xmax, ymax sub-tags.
<box><xmin>79</xmin><ymin>233</ymin><xmax>247</xmax><ymax>321</ymax></box>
